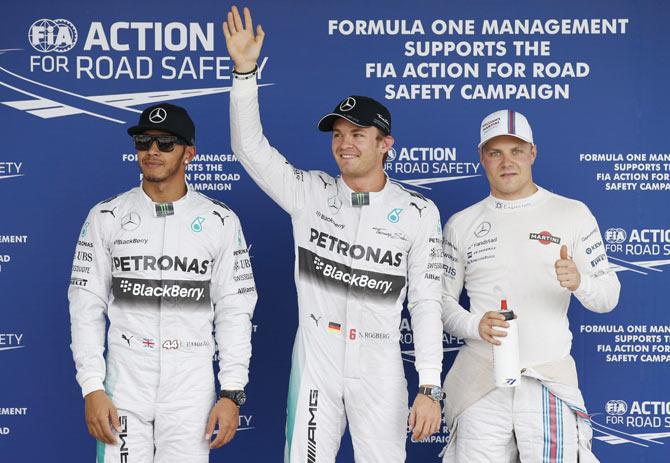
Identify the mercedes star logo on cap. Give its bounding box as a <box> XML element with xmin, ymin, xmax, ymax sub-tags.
<box><xmin>339</xmin><ymin>97</ymin><xmax>356</xmax><ymax>112</ymax></box>
<box><xmin>149</xmin><ymin>107</ymin><xmax>167</xmax><ymax>123</ymax></box>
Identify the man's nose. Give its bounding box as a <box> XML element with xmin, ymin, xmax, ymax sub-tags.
<box><xmin>147</xmin><ymin>140</ymin><xmax>161</xmax><ymax>155</ymax></box>
<box><xmin>500</xmin><ymin>150</ymin><xmax>515</xmax><ymax>165</ymax></box>
<box><xmin>340</xmin><ymin>134</ymin><xmax>355</xmax><ymax>147</ymax></box>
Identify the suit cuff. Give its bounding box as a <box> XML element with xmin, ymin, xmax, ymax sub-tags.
<box><xmin>418</xmin><ymin>368</ymin><xmax>441</xmax><ymax>388</ymax></box>
<box><xmin>232</xmin><ymin>75</ymin><xmax>258</xmax><ymax>93</ymax></box>
<box><xmin>573</xmin><ymin>273</ymin><xmax>593</xmax><ymax>299</ymax></box>
<box><xmin>81</xmin><ymin>377</ymin><xmax>105</xmax><ymax>398</ymax></box>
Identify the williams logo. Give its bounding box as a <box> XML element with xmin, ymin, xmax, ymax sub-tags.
<box><xmin>529</xmin><ymin>231</ymin><xmax>561</xmax><ymax>245</ymax></box>
<box><xmin>29</xmin><ymin>19</ymin><xmax>78</xmax><ymax>53</ymax></box>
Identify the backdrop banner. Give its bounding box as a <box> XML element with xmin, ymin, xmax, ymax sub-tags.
<box><xmin>1</xmin><ymin>1</ymin><xmax>668</xmax><ymax>461</ymax></box>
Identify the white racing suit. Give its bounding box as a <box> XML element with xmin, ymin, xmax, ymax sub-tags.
<box><xmin>230</xmin><ymin>76</ymin><xmax>444</xmax><ymax>462</ymax></box>
<box><xmin>69</xmin><ymin>185</ymin><xmax>257</xmax><ymax>463</ymax></box>
<box><xmin>440</xmin><ymin>187</ymin><xmax>620</xmax><ymax>462</ymax></box>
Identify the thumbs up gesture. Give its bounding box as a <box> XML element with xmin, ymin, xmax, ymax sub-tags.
<box><xmin>555</xmin><ymin>244</ymin><xmax>581</xmax><ymax>291</ymax></box>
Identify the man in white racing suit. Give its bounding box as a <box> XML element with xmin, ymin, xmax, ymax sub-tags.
<box><xmin>223</xmin><ymin>6</ymin><xmax>444</xmax><ymax>462</ymax></box>
<box><xmin>69</xmin><ymin>102</ymin><xmax>257</xmax><ymax>462</ymax></box>
<box><xmin>441</xmin><ymin>110</ymin><xmax>620</xmax><ymax>462</ymax></box>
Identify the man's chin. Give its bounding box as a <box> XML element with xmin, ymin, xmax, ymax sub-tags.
<box><xmin>142</xmin><ymin>174</ymin><xmax>166</xmax><ymax>183</ymax></box>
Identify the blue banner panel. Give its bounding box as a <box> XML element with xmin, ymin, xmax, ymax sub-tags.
<box><xmin>1</xmin><ymin>1</ymin><xmax>668</xmax><ymax>462</ymax></box>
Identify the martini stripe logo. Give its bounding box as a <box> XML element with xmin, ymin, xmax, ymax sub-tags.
<box><xmin>529</xmin><ymin>231</ymin><xmax>561</xmax><ymax>245</ymax></box>
<box><xmin>298</xmin><ymin>247</ymin><xmax>405</xmax><ymax>300</ymax></box>
<box><xmin>112</xmin><ymin>277</ymin><xmax>210</xmax><ymax>305</ymax></box>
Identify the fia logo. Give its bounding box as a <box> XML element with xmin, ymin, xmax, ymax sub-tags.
<box><xmin>605</xmin><ymin>228</ymin><xmax>627</xmax><ymax>244</ymax></box>
<box><xmin>29</xmin><ymin>19</ymin><xmax>78</xmax><ymax>53</ymax></box>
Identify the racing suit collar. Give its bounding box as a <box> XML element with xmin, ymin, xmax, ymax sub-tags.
<box><xmin>485</xmin><ymin>185</ymin><xmax>548</xmax><ymax>212</ymax></box>
<box><xmin>337</xmin><ymin>174</ymin><xmax>391</xmax><ymax>207</ymax></box>
<box><xmin>138</xmin><ymin>182</ymin><xmax>195</xmax><ymax>216</ymax></box>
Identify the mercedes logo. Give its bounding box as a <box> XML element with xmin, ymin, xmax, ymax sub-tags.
<box><xmin>121</xmin><ymin>212</ymin><xmax>141</xmax><ymax>231</ymax></box>
<box><xmin>474</xmin><ymin>221</ymin><xmax>491</xmax><ymax>237</ymax></box>
<box><xmin>328</xmin><ymin>195</ymin><xmax>342</xmax><ymax>214</ymax></box>
<box><xmin>149</xmin><ymin>107</ymin><xmax>167</xmax><ymax>123</ymax></box>
<box><xmin>339</xmin><ymin>97</ymin><xmax>356</xmax><ymax>112</ymax></box>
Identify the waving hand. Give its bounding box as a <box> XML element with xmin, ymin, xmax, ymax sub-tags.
<box><xmin>223</xmin><ymin>6</ymin><xmax>265</xmax><ymax>73</ymax></box>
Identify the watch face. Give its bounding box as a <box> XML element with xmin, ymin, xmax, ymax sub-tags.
<box><xmin>222</xmin><ymin>390</ymin><xmax>246</xmax><ymax>406</ymax></box>
<box><xmin>430</xmin><ymin>387</ymin><xmax>443</xmax><ymax>401</ymax></box>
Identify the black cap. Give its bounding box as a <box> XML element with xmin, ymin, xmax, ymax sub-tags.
<box><xmin>127</xmin><ymin>103</ymin><xmax>195</xmax><ymax>145</ymax></box>
<box><xmin>318</xmin><ymin>96</ymin><xmax>391</xmax><ymax>135</ymax></box>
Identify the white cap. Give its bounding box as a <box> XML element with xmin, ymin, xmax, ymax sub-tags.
<box><xmin>479</xmin><ymin>110</ymin><xmax>533</xmax><ymax>148</ymax></box>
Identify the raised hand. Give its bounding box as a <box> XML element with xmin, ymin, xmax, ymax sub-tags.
<box><xmin>555</xmin><ymin>244</ymin><xmax>581</xmax><ymax>291</ymax></box>
<box><xmin>222</xmin><ymin>6</ymin><xmax>265</xmax><ymax>73</ymax></box>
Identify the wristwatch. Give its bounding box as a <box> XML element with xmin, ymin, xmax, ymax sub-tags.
<box><xmin>219</xmin><ymin>389</ymin><xmax>246</xmax><ymax>406</ymax></box>
<box><xmin>419</xmin><ymin>385</ymin><xmax>445</xmax><ymax>402</ymax></box>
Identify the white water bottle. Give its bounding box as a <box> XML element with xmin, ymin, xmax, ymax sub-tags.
<box><xmin>493</xmin><ymin>299</ymin><xmax>520</xmax><ymax>388</ymax></box>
